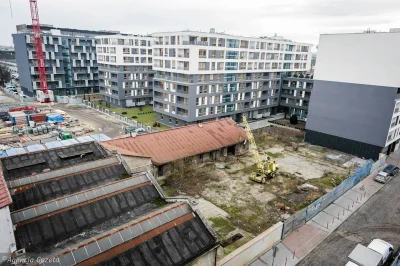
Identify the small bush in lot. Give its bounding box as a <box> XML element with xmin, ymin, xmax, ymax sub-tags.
<box><xmin>121</xmin><ymin>111</ymin><xmax>127</xmax><ymax>115</ymax></box>
<box><xmin>132</xmin><ymin>116</ymin><xmax>138</xmax><ymax>119</ymax></box>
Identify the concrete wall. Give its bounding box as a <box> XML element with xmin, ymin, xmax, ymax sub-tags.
<box><xmin>0</xmin><ymin>206</ymin><xmax>16</xmax><ymax>264</ymax></box>
<box><xmin>217</xmin><ymin>222</ymin><xmax>283</xmax><ymax>266</ymax></box>
<box><xmin>120</xmin><ymin>155</ymin><xmax>152</xmax><ymax>173</ymax></box>
<box><xmin>314</xmin><ymin>32</ymin><xmax>400</xmax><ymax>87</ymax></box>
<box><xmin>306</xmin><ymin>80</ymin><xmax>397</xmax><ymax>147</ymax></box>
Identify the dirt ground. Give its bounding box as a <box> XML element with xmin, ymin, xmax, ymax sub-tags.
<box><xmin>160</xmin><ymin>128</ymin><xmax>365</xmax><ymax>258</ymax></box>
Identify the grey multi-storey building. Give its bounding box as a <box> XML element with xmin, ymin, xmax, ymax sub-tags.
<box><xmin>13</xmin><ymin>24</ymin><xmax>119</xmax><ymax>97</ymax></box>
<box><xmin>151</xmin><ymin>30</ymin><xmax>312</xmax><ymax>127</ymax></box>
<box><xmin>96</xmin><ymin>35</ymin><xmax>154</xmax><ymax>107</ymax></box>
<box><xmin>280</xmin><ymin>75</ymin><xmax>313</xmax><ymax>120</ymax></box>
<box><xmin>306</xmin><ymin>32</ymin><xmax>400</xmax><ymax>159</ymax></box>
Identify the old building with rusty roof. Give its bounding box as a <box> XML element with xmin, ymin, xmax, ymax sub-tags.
<box><xmin>101</xmin><ymin>119</ymin><xmax>248</xmax><ymax>177</ymax></box>
<box><xmin>0</xmin><ymin>140</ymin><xmax>218</xmax><ymax>265</ymax></box>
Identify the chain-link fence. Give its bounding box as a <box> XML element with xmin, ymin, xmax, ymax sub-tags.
<box><xmin>282</xmin><ymin>159</ymin><xmax>373</xmax><ymax>238</ymax></box>
<box><xmin>83</xmin><ymin>101</ymin><xmax>159</xmax><ymax>133</ymax></box>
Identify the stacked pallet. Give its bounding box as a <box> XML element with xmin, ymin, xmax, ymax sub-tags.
<box><xmin>8</xmin><ymin>111</ymin><xmax>28</xmax><ymax>126</ymax></box>
<box><xmin>29</xmin><ymin>113</ymin><xmax>46</xmax><ymax>123</ymax></box>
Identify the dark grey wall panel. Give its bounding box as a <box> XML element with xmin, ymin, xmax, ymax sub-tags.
<box><xmin>306</xmin><ymin>80</ymin><xmax>397</xmax><ymax>147</ymax></box>
<box><xmin>305</xmin><ymin>130</ymin><xmax>382</xmax><ymax>160</ymax></box>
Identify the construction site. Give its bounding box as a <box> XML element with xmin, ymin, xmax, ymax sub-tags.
<box><xmin>156</xmin><ymin>123</ymin><xmax>366</xmax><ymax>257</ymax></box>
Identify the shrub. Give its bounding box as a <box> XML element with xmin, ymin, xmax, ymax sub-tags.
<box><xmin>132</xmin><ymin>116</ymin><xmax>138</xmax><ymax>119</ymax></box>
<box><xmin>121</xmin><ymin>111</ymin><xmax>127</xmax><ymax>115</ymax></box>
<box><xmin>299</xmin><ymin>73</ymin><xmax>304</xmax><ymax>78</ymax></box>
<box><xmin>153</xmin><ymin>122</ymin><xmax>158</xmax><ymax>127</ymax></box>
<box><xmin>293</xmin><ymin>73</ymin><xmax>298</xmax><ymax>78</ymax></box>
<box><xmin>139</xmin><ymin>107</ymin><xmax>143</xmax><ymax>111</ymax></box>
<box><xmin>290</xmin><ymin>115</ymin><xmax>298</xmax><ymax>125</ymax></box>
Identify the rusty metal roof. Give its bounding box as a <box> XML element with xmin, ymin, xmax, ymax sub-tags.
<box><xmin>101</xmin><ymin>119</ymin><xmax>247</xmax><ymax>165</ymax></box>
<box><xmin>0</xmin><ymin>161</ymin><xmax>12</xmax><ymax>208</ymax></box>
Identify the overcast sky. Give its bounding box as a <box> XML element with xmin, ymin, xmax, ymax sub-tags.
<box><xmin>1</xmin><ymin>0</ymin><xmax>400</xmax><ymax>48</ymax></box>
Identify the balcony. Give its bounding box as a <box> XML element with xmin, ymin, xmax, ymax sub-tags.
<box><xmin>182</xmin><ymin>41</ymin><xmax>208</xmax><ymax>46</ymax></box>
<box><xmin>177</xmin><ymin>111</ymin><xmax>188</xmax><ymax>117</ymax></box>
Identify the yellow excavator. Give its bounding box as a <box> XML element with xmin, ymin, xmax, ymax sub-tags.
<box><xmin>242</xmin><ymin>115</ymin><xmax>278</xmax><ymax>183</ymax></box>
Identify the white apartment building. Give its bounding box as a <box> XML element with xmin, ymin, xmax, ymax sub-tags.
<box><xmin>96</xmin><ymin>35</ymin><xmax>155</xmax><ymax>107</ymax></box>
<box><xmin>151</xmin><ymin>29</ymin><xmax>312</xmax><ymax>127</ymax></box>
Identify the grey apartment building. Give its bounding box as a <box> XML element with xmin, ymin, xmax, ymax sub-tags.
<box><xmin>280</xmin><ymin>75</ymin><xmax>314</xmax><ymax>120</ymax></box>
<box><xmin>151</xmin><ymin>30</ymin><xmax>312</xmax><ymax>127</ymax></box>
<box><xmin>13</xmin><ymin>24</ymin><xmax>119</xmax><ymax>97</ymax></box>
<box><xmin>96</xmin><ymin>35</ymin><xmax>154</xmax><ymax>107</ymax></box>
<box><xmin>306</xmin><ymin>32</ymin><xmax>400</xmax><ymax>159</ymax></box>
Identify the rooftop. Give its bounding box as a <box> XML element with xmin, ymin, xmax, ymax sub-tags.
<box><xmin>1</xmin><ymin>141</ymin><xmax>109</xmax><ymax>180</ymax></box>
<box><xmin>101</xmin><ymin>119</ymin><xmax>248</xmax><ymax>165</ymax></box>
<box><xmin>0</xmin><ymin>142</ymin><xmax>217</xmax><ymax>265</ymax></box>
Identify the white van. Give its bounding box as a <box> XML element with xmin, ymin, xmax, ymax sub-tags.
<box><xmin>347</xmin><ymin>239</ymin><xmax>393</xmax><ymax>266</ymax></box>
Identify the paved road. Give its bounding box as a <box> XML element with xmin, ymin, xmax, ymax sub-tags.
<box><xmin>298</xmin><ymin>174</ymin><xmax>400</xmax><ymax>266</ymax></box>
<box><xmin>55</xmin><ymin>104</ymin><xmax>126</xmax><ymax>138</ymax></box>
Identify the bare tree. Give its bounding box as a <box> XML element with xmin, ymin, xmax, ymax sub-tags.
<box><xmin>0</xmin><ymin>65</ymin><xmax>11</xmax><ymax>86</ymax></box>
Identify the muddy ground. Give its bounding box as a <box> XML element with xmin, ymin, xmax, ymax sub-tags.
<box><xmin>160</xmin><ymin>129</ymin><xmax>366</xmax><ymax>258</ymax></box>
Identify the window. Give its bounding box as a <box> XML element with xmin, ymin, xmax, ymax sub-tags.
<box><xmin>227</xmin><ymin>39</ymin><xmax>239</xmax><ymax>48</ymax></box>
<box><xmin>225</xmin><ymin>62</ymin><xmax>238</xmax><ymax>71</ymax></box>
<box><xmin>199</xmin><ymin>49</ymin><xmax>207</xmax><ymax>58</ymax></box>
<box><xmin>226</xmin><ymin>51</ymin><xmax>238</xmax><ymax>59</ymax></box>
<box><xmin>175</xmin><ymin>119</ymin><xmax>179</xmax><ymax>125</ymax></box>
<box><xmin>397</xmin><ymin>88</ymin><xmax>400</xmax><ymax>94</ymax></box>
<box><xmin>123</xmin><ymin>48</ymin><xmax>130</xmax><ymax>54</ymax></box>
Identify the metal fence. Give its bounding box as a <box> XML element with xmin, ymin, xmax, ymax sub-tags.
<box><xmin>83</xmin><ymin>101</ymin><xmax>159</xmax><ymax>133</ymax></box>
<box><xmin>1</xmin><ymin>87</ymin><xmax>36</xmax><ymax>102</ymax></box>
<box><xmin>282</xmin><ymin>159</ymin><xmax>373</xmax><ymax>238</ymax></box>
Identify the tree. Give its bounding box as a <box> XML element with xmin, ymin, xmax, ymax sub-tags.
<box><xmin>289</xmin><ymin>114</ymin><xmax>298</xmax><ymax>125</ymax></box>
<box><xmin>292</xmin><ymin>73</ymin><xmax>298</xmax><ymax>78</ymax></box>
<box><xmin>0</xmin><ymin>65</ymin><xmax>11</xmax><ymax>86</ymax></box>
<box><xmin>299</xmin><ymin>73</ymin><xmax>305</xmax><ymax>78</ymax></box>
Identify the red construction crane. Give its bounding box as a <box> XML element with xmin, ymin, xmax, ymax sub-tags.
<box><xmin>29</xmin><ymin>0</ymin><xmax>50</xmax><ymax>102</ymax></box>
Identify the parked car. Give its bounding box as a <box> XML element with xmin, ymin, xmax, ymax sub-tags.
<box><xmin>374</xmin><ymin>171</ymin><xmax>391</xmax><ymax>184</ymax></box>
<box><xmin>391</xmin><ymin>248</ymin><xmax>400</xmax><ymax>266</ymax></box>
<box><xmin>135</xmin><ymin>128</ymin><xmax>146</xmax><ymax>134</ymax></box>
<box><xmin>383</xmin><ymin>164</ymin><xmax>400</xmax><ymax>176</ymax></box>
<box><xmin>347</xmin><ymin>239</ymin><xmax>394</xmax><ymax>266</ymax></box>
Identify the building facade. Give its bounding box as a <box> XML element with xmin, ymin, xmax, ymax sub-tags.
<box><xmin>305</xmin><ymin>32</ymin><xmax>400</xmax><ymax>159</ymax></box>
<box><xmin>96</xmin><ymin>35</ymin><xmax>154</xmax><ymax>107</ymax></box>
<box><xmin>280</xmin><ymin>75</ymin><xmax>313</xmax><ymax>120</ymax></box>
<box><xmin>13</xmin><ymin>24</ymin><xmax>118</xmax><ymax>97</ymax></box>
<box><xmin>151</xmin><ymin>30</ymin><xmax>312</xmax><ymax>127</ymax></box>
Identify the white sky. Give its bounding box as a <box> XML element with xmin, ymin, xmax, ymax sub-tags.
<box><xmin>1</xmin><ymin>0</ymin><xmax>400</xmax><ymax>48</ymax></box>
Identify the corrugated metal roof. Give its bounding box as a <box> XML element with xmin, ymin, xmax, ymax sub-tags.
<box><xmin>0</xmin><ymin>161</ymin><xmax>12</xmax><ymax>208</ymax></box>
<box><xmin>101</xmin><ymin>119</ymin><xmax>247</xmax><ymax>165</ymax></box>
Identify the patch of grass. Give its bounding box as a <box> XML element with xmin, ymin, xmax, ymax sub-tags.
<box><xmin>308</xmin><ymin>172</ymin><xmax>347</xmax><ymax>190</ymax></box>
<box><xmin>93</xmin><ymin>101</ymin><xmax>170</xmax><ymax>130</ymax></box>
<box><xmin>309</xmin><ymin>145</ymin><xmax>328</xmax><ymax>153</ymax></box>
<box><xmin>151</xmin><ymin>197</ymin><xmax>168</xmax><ymax>207</ymax></box>
<box><xmin>209</xmin><ymin>217</ymin><xmax>236</xmax><ymax>237</ymax></box>
<box><xmin>243</xmin><ymin>164</ymin><xmax>258</xmax><ymax>174</ymax></box>
<box><xmin>265</xmin><ymin>151</ymin><xmax>284</xmax><ymax>158</ymax></box>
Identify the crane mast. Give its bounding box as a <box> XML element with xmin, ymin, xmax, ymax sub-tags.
<box><xmin>29</xmin><ymin>0</ymin><xmax>50</xmax><ymax>102</ymax></box>
<box><xmin>242</xmin><ymin>115</ymin><xmax>278</xmax><ymax>183</ymax></box>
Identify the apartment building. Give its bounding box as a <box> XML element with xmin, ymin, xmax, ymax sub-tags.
<box><xmin>13</xmin><ymin>24</ymin><xmax>118</xmax><ymax>97</ymax></box>
<box><xmin>96</xmin><ymin>35</ymin><xmax>154</xmax><ymax>107</ymax></box>
<box><xmin>306</xmin><ymin>32</ymin><xmax>400</xmax><ymax>159</ymax></box>
<box><xmin>280</xmin><ymin>75</ymin><xmax>313</xmax><ymax>120</ymax></box>
<box><xmin>151</xmin><ymin>30</ymin><xmax>312</xmax><ymax>127</ymax></box>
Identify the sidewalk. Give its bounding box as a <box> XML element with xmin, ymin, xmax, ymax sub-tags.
<box><xmin>249</xmin><ymin>167</ymin><xmax>384</xmax><ymax>266</ymax></box>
